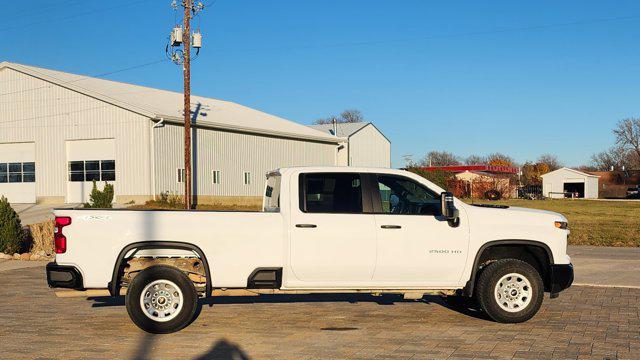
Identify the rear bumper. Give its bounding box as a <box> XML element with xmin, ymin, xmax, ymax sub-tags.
<box><xmin>46</xmin><ymin>263</ymin><xmax>84</xmax><ymax>290</ymax></box>
<box><xmin>549</xmin><ymin>263</ymin><xmax>574</xmax><ymax>295</ymax></box>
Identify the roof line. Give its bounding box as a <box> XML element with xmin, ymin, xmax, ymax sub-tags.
<box><xmin>1</xmin><ymin>61</ymin><xmax>342</xmax><ymax>143</ymax></box>
<box><xmin>541</xmin><ymin>167</ymin><xmax>600</xmax><ymax>178</ymax></box>
<box><xmin>158</xmin><ymin>116</ymin><xmax>344</xmax><ymax>144</ymax></box>
<box><xmin>0</xmin><ymin>62</ymin><xmax>158</xmax><ymax>119</ymax></box>
<box><xmin>348</xmin><ymin>122</ymin><xmax>391</xmax><ymax>143</ymax></box>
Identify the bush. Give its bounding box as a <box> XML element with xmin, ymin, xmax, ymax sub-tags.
<box><xmin>406</xmin><ymin>168</ymin><xmax>453</xmax><ymax>190</ymax></box>
<box><xmin>157</xmin><ymin>191</ymin><xmax>184</xmax><ymax>208</ymax></box>
<box><xmin>0</xmin><ymin>196</ymin><xmax>27</xmax><ymax>254</ymax></box>
<box><xmin>84</xmin><ymin>181</ymin><xmax>114</xmax><ymax>208</ymax></box>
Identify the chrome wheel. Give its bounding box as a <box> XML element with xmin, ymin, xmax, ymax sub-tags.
<box><xmin>494</xmin><ymin>272</ymin><xmax>532</xmax><ymax>313</ymax></box>
<box><xmin>139</xmin><ymin>279</ymin><xmax>184</xmax><ymax>322</ymax></box>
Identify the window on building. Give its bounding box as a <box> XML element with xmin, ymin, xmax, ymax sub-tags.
<box><xmin>101</xmin><ymin>160</ymin><xmax>115</xmax><ymax>181</ymax></box>
<box><xmin>68</xmin><ymin>160</ymin><xmax>116</xmax><ymax>182</ymax></box>
<box><xmin>0</xmin><ymin>162</ymin><xmax>35</xmax><ymax>183</ymax></box>
<box><xmin>0</xmin><ymin>163</ymin><xmax>6</xmax><ymax>183</ymax></box>
<box><xmin>212</xmin><ymin>170</ymin><xmax>221</xmax><ymax>184</ymax></box>
<box><xmin>243</xmin><ymin>171</ymin><xmax>251</xmax><ymax>185</ymax></box>
<box><xmin>301</xmin><ymin>173</ymin><xmax>363</xmax><ymax>214</ymax></box>
<box><xmin>177</xmin><ymin>168</ymin><xmax>185</xmax><ymax>183</ymax></box>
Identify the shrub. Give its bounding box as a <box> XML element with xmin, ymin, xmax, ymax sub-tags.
<box><xmin>0</xmin><ymin>196</ymin><xmax>27</xmax><ymax>254</ymax></box>
<box><xmin>406</xmin><ymin>168</ymin><xmax>454</xmax><ymax>190</ymax></box>
<box><xmin>157</xmin><ymin>191</ymin><xmax>184</xmax><ymax>208</ymax></box>
<box><xmin>84</xmin><ymin>181</ymin><xmax>114</xmax><ymax>208</ymax></box>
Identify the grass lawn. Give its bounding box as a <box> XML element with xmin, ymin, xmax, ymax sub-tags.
<box><xmin>470</xmin><ymin>199</ymin><xmax>640</xmax><ymax>247</ymax></box>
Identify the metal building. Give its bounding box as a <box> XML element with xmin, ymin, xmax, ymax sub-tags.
<box><xmin>0</xmin><ymin>62</ymin><xmax>347</xmax><ymax>205</ymax></box>
<box><xmin>309</xmin><ymin>122</ymin><xmax>391</xmax><ymax>168</ymax></box>
<box><xmin>541</xmin><ymin>167</ymin><xmax>600</xmax><ymax>199</ymax></box>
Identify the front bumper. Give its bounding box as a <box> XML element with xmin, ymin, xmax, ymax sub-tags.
<box><xmin>549</xmin><ymin>263</ymin><xmax>574</xmax><ymax>296</ymax></box>
<box><xmin>46</xmin><ymin>263</ymin><xmax>84</xmax><ymax>290</ymax></box>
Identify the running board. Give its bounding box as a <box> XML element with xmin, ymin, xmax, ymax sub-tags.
<box><xmin>55</xmin><ymin>288</ymin><xmax>456</xmax><ymax>298</ymax></box>
<box><xmin>213</xmin><ymin>288</ymin><xmax>456</xmax><ymax>297</ymax></box>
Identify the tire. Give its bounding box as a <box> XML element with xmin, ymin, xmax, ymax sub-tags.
<box><xmin>484</xmin><ymin>190</ymin><xmax>502</xmax><ymax>201</ymax></box>
<box><xmin>476</xmin><ymin>259</ymin><xmax>543</xmax><ymax>323</ymax></box>
<box><xmin>125</xmin><ymin>265</ymin><xmax>198</xmax><ymax>334</ymax></box>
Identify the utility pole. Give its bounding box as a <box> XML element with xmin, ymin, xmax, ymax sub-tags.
<box><xmin>167</xmin><ymin>0</ymin><xmax>204</xmax><ymax>210</ymax></box>
<box><xmin>183</xmin><ymin>0</ymin><xmax>192</xmax><ymax>210</ymax></box>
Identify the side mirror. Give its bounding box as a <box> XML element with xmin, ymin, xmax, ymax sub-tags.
<box><xmin>440</xmin><ymin>191</ymin><xmax>459</xmax><ymax>226</ymax></box>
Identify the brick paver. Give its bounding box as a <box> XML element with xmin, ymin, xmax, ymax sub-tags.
<box><xmin>1</xmin><ymin>266</ymin><xmax>638</xmax><ymax>359</ymax></box>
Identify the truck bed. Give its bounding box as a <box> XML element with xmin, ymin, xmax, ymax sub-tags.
<box><xmin>53</xmin><ymin>209</ymin><xmax>284</xmax><ymax>289</ymax></box>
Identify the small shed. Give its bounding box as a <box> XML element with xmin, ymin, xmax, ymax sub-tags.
<box><xmin>309</xmin><ymin>122</ymin><xmax>391</xmax><ymax>168</ymax></box>
<box><xmin>541</xmin><ymin>167</ymin><xmax>600</xmax><ymax>199</ymax></box>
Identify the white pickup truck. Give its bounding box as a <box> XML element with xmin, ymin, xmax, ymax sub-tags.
<box><xmin>46</xmin><ymin>167</ymin><xmax>573</xmax><ymax>333</ymax></box>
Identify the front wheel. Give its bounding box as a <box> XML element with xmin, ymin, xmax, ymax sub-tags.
<box><xmin>125</xmin><ymin>265</ymin><xmax>198</xmax><ymax>333</ymax></box>
<box><xmin>476</xmin><ymin>259</ymin><xmax>544</xmax><ymax>323</ymax></box>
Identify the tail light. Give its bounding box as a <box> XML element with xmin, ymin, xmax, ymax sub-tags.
<box><xmin>54</xmin><ymin>216</ymin><xmax>72</xmax><ymax>254</ymax></box>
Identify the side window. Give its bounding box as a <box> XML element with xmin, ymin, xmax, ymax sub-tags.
<box><xmin>302</xmin><ymin>173</ymin><xmax>363</xmax><ymax>214</ymax></box>
<box><xmin>377</xmin><ymin>175</ymin><xmax>440</xmax><ymax>215</ymax></box>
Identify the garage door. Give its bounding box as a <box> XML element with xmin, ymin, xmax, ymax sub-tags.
<box><xmin>0</xmin><ymin>142</ymin><xmax>36</xmax><ymax>203</ymax></box>
<box><xmin>66</xmin><ymin>139</ymin><xmax>116</xmax><ymax>204</ymax></box>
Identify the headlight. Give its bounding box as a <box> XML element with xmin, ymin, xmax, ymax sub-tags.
<box><xmin>554</xmin><ymin>221</ymin><xmax>568</xmax><ymax>229</ymax></box>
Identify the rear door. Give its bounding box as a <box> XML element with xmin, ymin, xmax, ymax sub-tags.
<box><xmin>371</xmin><ymin>174</ymin><xmax>469</xmax><ymax>286</ymax></box>
<box><xmin>288</xmin><ymin>172</ymin><xmax>377</xmax><ymax>286</ymax></box>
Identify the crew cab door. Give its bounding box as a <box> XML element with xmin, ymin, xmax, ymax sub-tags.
<box><xmin>370</xmin><ymin>174</ymin><xmax>469</xmax><ymax>286</ymax></box>
<box><xmin>289</xmin><ymin>172</ymin><xmax>377</xmax><ymax>286</ymax></box>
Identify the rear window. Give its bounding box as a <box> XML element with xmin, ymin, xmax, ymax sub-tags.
<box><xmin>301</xmin><ymin>173</ymin><xmax>363</xmax><ymax>214</ymax></box>
<box><xmin>264</xmin><ymin>174</ymin><xmax>281</xmax><ymax>212</ymax></box>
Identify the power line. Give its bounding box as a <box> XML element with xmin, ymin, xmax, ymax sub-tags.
<box><xmin>0</xmin><ymin>59</ymin><xmax>168</xmax><ymax>98</ymax></box>
<box><xmin>3</xmin><ymin>0</ymin><xmax>81</xmax><ymax>23</ymax></box>
<box><xmin>0</xmin><ymin>0</ymin><xmax>155</xmax><ymax>33</ymax></box>
<box><xmin>233</xmin><ymin>14</ymin><xmax>640</xmax><ymax>53</ymax></box>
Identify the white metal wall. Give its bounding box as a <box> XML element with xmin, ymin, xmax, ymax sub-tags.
<box><xmin>542</xmin><ymin>169</ymin><xmax>599</xmax><ymax>199</ymax></box>
<box><xmin>153</xmin><ymin>124</ymin><xmax>337</xmax><ymax>197</ymax></box>
<box><xmin>0</xmin><ymin>68</ymin><xmax>152</xmax><ymax>202</ymax></box>
<box><xmin>348</xmin><ymin>124</ymin><xmax>391</xmax><ymax>168</ymax></box>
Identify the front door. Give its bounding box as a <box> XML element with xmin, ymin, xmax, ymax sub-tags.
<box><xmin>371</xmin><ymin>174</ymin><xmax>469</xmax><ymax>287</ymax></box>
<box><xmin>289</xmin><ymin>172</ymin><xmax>377</xmax><ymax>287</ymax></box>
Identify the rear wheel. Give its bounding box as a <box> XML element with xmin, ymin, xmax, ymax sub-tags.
<box><xmin>125</xmin><ymin>265</ymin><xmax>198</xmax><ymax>333</ymax></box>
<box><xmin>476</xmin><ymin>259</ymin><xmax>543</xmax><ymax>323</ymax></box>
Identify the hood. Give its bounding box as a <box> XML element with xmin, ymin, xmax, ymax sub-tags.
<box><xmin>466</xmin><ymin>203</ymin><xmax>567</xmax><ymax>224</ymax></box>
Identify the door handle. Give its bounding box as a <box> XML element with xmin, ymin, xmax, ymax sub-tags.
<box><xmin>296</xmin><ymin>224</ymin><xmax>317</xmax><ymax>228</ymax></box>
<box><xmin>381</xmin><ymin>225</ymin><xmax>402</xmax><ymax>229</ymax></box>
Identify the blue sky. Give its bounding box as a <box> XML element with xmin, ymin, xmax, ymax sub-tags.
<box><xmin>2</xmin><ymin>0</ymin><xmax>639</xmax><ymax>167</ymax></box>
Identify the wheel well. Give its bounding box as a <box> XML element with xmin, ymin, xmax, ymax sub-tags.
<box><xmin>109</xmin><ymin>241</ymin><xmax>212</xmax><ymax>297</ymax></box>
<box><xmin>465</xmin><ymin>242</ymin><xmax>553</xmax><ymax>296</ymax></box>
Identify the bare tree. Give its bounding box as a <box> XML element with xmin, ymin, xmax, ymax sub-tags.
<box><xmin>537</xmin><ymin>154</ymin><xmax>562</xmax><ymax>171</ymax></box>
<box><xmin>614</xmin><ymin>118</ymin><xmax>640</xmax><ymax>162</ymax></box>
<box><xmin>313</xmin><ymin>116</ymin><xmax>337</xmax><ymax>125</ymax></box>
<box><xmin>312</xmin><ymin>109</ymin><xmax>364</xmax><ymax>125</ymax></box>
<box><xmin>590</xmin><ymin>146</ymin><xmax>636</xmax><ymax>171</ymax></box>
<box><xmin>339</xmin><ymin>109</ymin><xmax>364</xmax><ymax>123</ymax></box>
<box><xmin>419</xmin><ymin>151</ymin><xmax>460</xmax><ymax>167</ymax></box>
<box><xmin>486</xmin><ymin>153</ymin><xmax>516</xmax><ymax>167</ymax></box>
<box><xmin>464</xmin><ymin>155</ymin><xmax>486</xmax><ymax>165</ymax></box>
<box><xmin>402</xmin><ymin>154</ymin><xmax>415</xmax><ymax>168</ymax></box>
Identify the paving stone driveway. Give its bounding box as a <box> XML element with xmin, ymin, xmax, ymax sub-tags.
<box><xmin>1</xmin><ymin>266</ymin><xmax>638</xmax><ymax>360</ymax></box>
